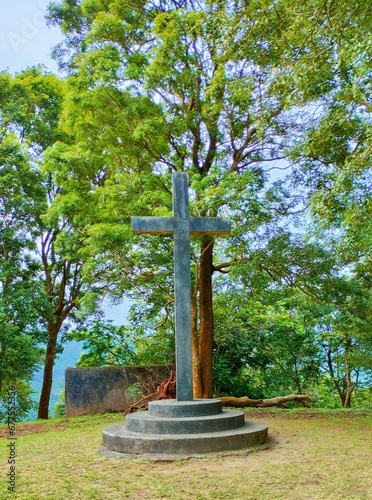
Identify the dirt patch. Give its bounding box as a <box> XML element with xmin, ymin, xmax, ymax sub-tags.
<box><xmin>0</xmin><ymin>422</ymin><xmax>68</xmax><ymax>438</ymax></box>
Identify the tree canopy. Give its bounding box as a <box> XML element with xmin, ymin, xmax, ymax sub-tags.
<box><xmin>1</xmin><ymin>0</ymin><xmax>371</xmax><ymax>418</ymax></box>
<box><xmin>46</xmin><ymin>0</ymin><xmax>371</xmax><ymax>406</ymax></box>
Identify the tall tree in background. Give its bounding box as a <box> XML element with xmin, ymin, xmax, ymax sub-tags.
<box><xmin>279</xmin><ymin>0</ymin><xmax>372</xmax><ymax>400</ymax></box>
<box><xmin>45</xmin><ymin>0</ymin><xmax>371</xmax><ymax>403</ymax></box>
<box><xmin>0</xmin><ymin>134</ymin><xmax>44</xmax><ymax>418</ymax></box>
<box><xmin>0</xmin><ymin>69</ymin><xmax>88</xmax><ymax>419</ymax></box>
<box><xmin>46</xmin><ymin>0</ymin><xmax>311</xmax><ymax>398</ymax></box>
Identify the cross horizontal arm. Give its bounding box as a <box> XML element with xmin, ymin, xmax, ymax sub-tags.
<box><xmin>131</xmin><ymin>216</ymin><xmax>175</xmax><ymax>234</ymax></box>
<box><xmin>189</xmin><ymin>217</ymin><xmax>231</xmax><ymax>235</ymax></box>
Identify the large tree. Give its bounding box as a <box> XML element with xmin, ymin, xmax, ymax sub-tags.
<box><xmin>0</xmin><ymin>133</ymin><xmax>44</xmax><ymax>418</ymax></box>
<box><xmin>0</xmin><ymin>69</ymin><xmax>89</xmax><ymax>418</ymax></box>
<box><xmin>280</xmin><ymin>0</ymin><xmax>372</xmax><ymax>402</ymax></box>
<box><xmin>46</xmin><ymin>0</ymin><xmax>371</xmax><ymax>402</ymax></box>
<box><xmin>46</xmin><ymin>0</ymin><xmax>310</xmax><ymax>398</ymax></box>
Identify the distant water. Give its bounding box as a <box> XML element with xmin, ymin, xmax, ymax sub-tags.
<box><xmin>26</xmin><ymin>340</ymin><xmax>83</xmax><ymax>421</ymax></box>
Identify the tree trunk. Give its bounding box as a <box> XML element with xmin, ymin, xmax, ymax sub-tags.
<box><xmin>38</xmin><ymin>323</ymin><xmax>59</xmax><ymax>419</ymax></box>
<box><xmin>326</xmin><ymin>347</ymin><xmax>347</xmax><ymax>407</ymax></box>
<box><xmin>217</xmin><ymin>394</ymin><xmax>313</xmax><ymax>408</ymax></box>
<box><xmin>343</xmin><ymin>341</ymin><xmax>352</xmax><ymax>408</ymax></box>
<box><xmin>191</xmin><ymin>286</ymin><xmax>202</xmax><ymax>398</ymax></box>
<box><xmin>198</xmin><ymin>235</ymin><xmax>215</xmax><ymax>399</ymax></box>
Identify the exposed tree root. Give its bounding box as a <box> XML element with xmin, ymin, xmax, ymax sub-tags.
<box><xmin>124</xmin><ymin>370</ymin><xmax>176</xmax><ymax>416</ymax></box>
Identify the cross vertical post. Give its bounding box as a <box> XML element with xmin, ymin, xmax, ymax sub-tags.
<box><xmin>132</xmin><ymin>172</ymin><xmax>231</xmax><ymax>401</ymax></box>
<box><xmin>172</xmin><ymin>173</ymin><xmax>193</xmax><ymax>400</ymax></box>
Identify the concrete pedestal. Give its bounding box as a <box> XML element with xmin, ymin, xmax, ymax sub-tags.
<box><xmin>101</xmin><ymin>399</ymin><xmax>268</xmax><ymax>458</ymax></box>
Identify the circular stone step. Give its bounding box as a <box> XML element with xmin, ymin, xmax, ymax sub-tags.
<box><xmin>102</xmin><ymin>420</ymin><xmax>268</xmax><ymax>456</ymax></box>
<box><xmin>125</xmin><ymin>409</ymin><xmax>244</xmax><ymax>434</ymax></box>
<box><xmin>149</xmin><ymin>399</ymin><xmax>222</xmax><ymax>418</ymax></box>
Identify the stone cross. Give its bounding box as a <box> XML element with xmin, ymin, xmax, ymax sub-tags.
<box><xmin>132</xmin><ymin>172</ymin><xmax>231</xmax><ymax>401</ymax></box>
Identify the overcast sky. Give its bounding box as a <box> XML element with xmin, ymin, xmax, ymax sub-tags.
<box><xmin>0</xmin><ymin>0</ymin><xmax>63</xmax><ymax>74</ymax></box>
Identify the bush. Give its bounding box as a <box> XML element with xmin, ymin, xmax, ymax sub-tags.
<box><xmin>0</xmin><ymin>381</ymin><xmax>37</xmax><ymax>423</ymax></box>
<box><xmin>54</xmin><ymin>387</ymin><xmax>65</xmax><ymax>418</ymax></box>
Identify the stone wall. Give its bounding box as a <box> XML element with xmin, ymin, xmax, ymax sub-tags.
<box><xmin>65</xmin><ymin>365</ymin><xmax>173</xmax><ymax>416</ymax></box>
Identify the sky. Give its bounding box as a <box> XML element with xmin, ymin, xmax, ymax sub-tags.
<box><xmin>0</xmin><ymin>0</ymin><xmax>62</xmax><ymax>75</ymax></box>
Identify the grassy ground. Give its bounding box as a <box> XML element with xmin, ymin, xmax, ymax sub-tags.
<box><xmin>0</xmin><ymin>409</ymin><xmax>371</xmax><ymax>499</ymax></box>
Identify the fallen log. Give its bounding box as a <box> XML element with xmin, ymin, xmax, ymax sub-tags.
<box><xmin>217</xmin><ymin>394</ymin><xmax>313</xmax><ymax>409</ymax></box>
<box><xmin>124</xmin><ymin>372</ymin><xmax>313</xmax><ymax>415</ymax></box>
<box><xmin>216</xmin><ymin>396</ymin><xmax>263</xmax><ymax>407</ymax></box>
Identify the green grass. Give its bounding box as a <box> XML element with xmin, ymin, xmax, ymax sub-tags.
<box><xmin>1</xmin><ymin>410</ymin><xmax>371</xmax><ymax>499</ymax></box>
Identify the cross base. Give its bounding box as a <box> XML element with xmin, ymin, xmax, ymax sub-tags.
<box><xmin>102</xmin><ymin>399</ymin><xmax>268</xmax><ymax>457</ymax></box>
